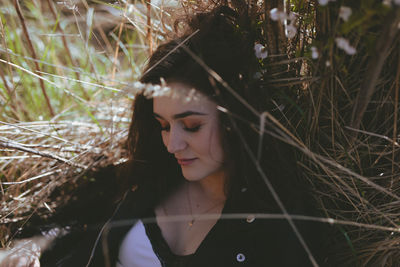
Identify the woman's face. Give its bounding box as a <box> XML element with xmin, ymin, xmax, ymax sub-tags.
<box><xmin>153</xmin><ymin>82</ymin><xmax>225</xmax><ymax>182</ymax></box>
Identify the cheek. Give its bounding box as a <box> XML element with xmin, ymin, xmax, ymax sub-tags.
<box><xmin>210</xmin><ymin>136</ymin><xmax>224</xmax><ymax>162</ymax></box>
<box><xmin>161</xmin><ymin>132</ymin><xmax>168</xmax><ymax>147</ymax></box>
<box><xmin>207</xmin><ymin>125</ymin><xmax>224</xmax><ymax>162</ymax></box>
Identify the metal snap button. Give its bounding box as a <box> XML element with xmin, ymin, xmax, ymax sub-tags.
<box><xmin>246</xmin><ymin>214</ymin><xmax>255</xmax><ymax>223</ymax></box>
<box><xmin>236</xmin><ymin>253</ymin><xmax>246</xmax><ymax>262</ymax></box>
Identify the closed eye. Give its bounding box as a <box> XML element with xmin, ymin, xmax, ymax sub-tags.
<box><xmin>159</xmin><ymin>125</ymin><xmax>201</xmax><ymax>132</ymax></box>
<box><xmin>184</xmin><ymin>125</ymin><xmax>201</xmax><ymax>132</ymax></box>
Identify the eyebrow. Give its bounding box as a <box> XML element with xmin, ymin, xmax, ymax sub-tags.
<box><xmin>153</xmin><ymin>111</ymin><xmax>207</xmax><ymax>120</ymax></box>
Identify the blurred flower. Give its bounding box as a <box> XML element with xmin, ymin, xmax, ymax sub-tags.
<box><xmin>318</xmin><ymin>0</ymin><xmax>336</xmax><ymax>5</ymax></box>
<box><xmin>311</xmin><ymin>46</ymin><xmax>319</xmax><ymax>59</ymax></box>
<box><xmin>254</xmin><ymin>43</ymin><xmax>268</xmax><ymax>59</ymax></box>
<box><xmin>57</xmin><ymin>1</ymin><xmax>78</xmax><ymax>11</ymax></box>
<box><xmin>382</xmin><ymin>0</ymin><xmax>400</xmax><ymax>6</ymax></box>
<box><xmin>345</xmin><ymin>46</ymin><xmax>356</xmax><ymax>55</ymax></box>
<box><xmin>286</xmin><ymin>24</ymin><xmax>297</xmax><ymax>39</ymax></box>
<box><xmin>270</xmin><ymin>9</ymin><xmax>297</xmax><ymax>22</ymax></box>
<box><xmin>128</xmin><ymin>4</ymin><xmax>134</xmax><ymax>13</ymax></box>
<box><xmin>269</xmin><ymin>9</ymin><xmax>298</xmax><ymax>40</ymax></box>
<box><xmin>318</xmin><ymin>0</ymin><xmax>330</xmax><ymax>5</ymax></box>
<box><xmin>269</xmin><ymin>8</ymin><xmax>287</xmax><ymax>22</ymax></box>
<box><xmin>325</xmin><ymin>61</ymin><xmax>331</xmax><ymax>67</ymax></box>
<box><xmin>269</xmin><ymin>8</ymin><xmax>280</xmax><ymax>21</ymax></box>
<box><xmin>288</xmin><ymin>12</ymin><xmax>297</xmax><ymax>21</ymax></box>
<box><xmin>335</xmin><ymin>37</ymin><xmax>357</xmax><ymax>55</ymax></box>
<box><xmin>339</xmin><ymin>6</ymin><xmax>352</xmax><ymax>21</ymax></box>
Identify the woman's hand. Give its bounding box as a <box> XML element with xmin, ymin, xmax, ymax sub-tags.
<box><xmin>0</xmin><ymin>239</ymin><xmax>41</xmax><ymax>267</ymax></box>
<box><xmin>0</xmin><ymin>227</ymin><xmax>69</xmax><ymax>267</ymax></box>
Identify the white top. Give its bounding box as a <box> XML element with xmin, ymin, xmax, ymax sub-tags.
<box><xmin>117</xmin><ymin>220</ymin><xmax>162</xmax><ymax>267</ymax></box>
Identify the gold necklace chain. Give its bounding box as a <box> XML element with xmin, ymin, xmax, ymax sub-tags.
<box><xmin>186</xmin><ymin>183</ymin><xmax>224</xmax><ymax>227</ymax></box>
<box><xmin>160</xmin><ymin>183</ymin><xmax>225</xmax><ymax>227</ymax></box>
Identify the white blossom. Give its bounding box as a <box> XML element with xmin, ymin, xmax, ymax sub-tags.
<box><xmin>288</xmin><ymin>12</ymin><xmax>297</xmax><ymax>21</ymax></box>
<box><xmin>269</xmin><ymin>9</ymin><xmax>298</xmax><ymax>40</ymax></box>
<box><xmin>254</xmin><ymin>43</ymin><xmax>268</xmax><ymax>59</ymax></box>
<box><xmin>339</xmin><ymin>6</ymin><xmax>352</xmax><ymax>21</ymax></box>
<box><xmin>318</xmin><ymin>0</ymin><xmax>336</xmax><ymax>5</ymax></box>
<box><xmin>269</xmin><ymin>8</ymin><xmax>280</xmax><ymax>21</ymax></box>
<box><xmin>311</xmin><ymin>46</ymin><xmax>319</xmax><ymax>59</ymax></box>
<box><xmin>345</xmin><ymin>46</ymin><xmax>356</xmax><ymax>55</ymax></box>
<box><xmin>286</xmin><ymin>24</ymin><xmax>297</xmax><ymax>39</ymax></box>
<box><xmin>318</xmin><ymin>0</ymin><xmax>330</xmax><ymax>6</ymax></box>
<box><xmin>128</xmin><ymin>4</ymin><xmax>134</xmax><ymax>13</ymax></box>
<box><xmin>383</xmin><ymin>0</ymin><xmax>392</xmax><ymax>6</ymax></box>
<box><xmin>269</xmin><ymin>8</ymin><xmax>287</xmax><ymax>22</ymax></box>
<box><xmin>335</xmin><ymin>37</ymin><xmax>357</xmax><ymax>55</ymax></box>
<box><xmin>382</xmin><ymin>0</ymin><xmax>400</xmax><ymax>6</ymax></box>
<box><xmin>57</xmin><ymin>1</ymin><xmax>78</xmax><ymax>11</ymax></box>
<box><xmin>325</xmin><ymin>61</ymin><xmax>331</xmax><ymax>67</ymax></box>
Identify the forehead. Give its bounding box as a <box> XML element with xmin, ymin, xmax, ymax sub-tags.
<box><xmin>153</xmin><ymin>83</ymin><xmax>217</xmax><ymax>117</ymax></box>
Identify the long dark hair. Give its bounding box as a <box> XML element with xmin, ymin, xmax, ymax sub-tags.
<box><xmin>126</xmin><ymin>6</ymin><xmax>305</xmax><ymax>213</ymax></box>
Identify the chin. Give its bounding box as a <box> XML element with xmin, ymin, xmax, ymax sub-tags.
<box><xmin>181</xmin><ymin>169</ymin><xmax>207</xmax><ymax>182</ymax></box>
<box><xmin>182</xmin><ymin>173</ymin><xmax>205</xmax><ymax>182</ymax></box>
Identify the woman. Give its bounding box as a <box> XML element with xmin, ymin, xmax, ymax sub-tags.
<box><xmin>4</xmin><ymin>5</ymin><xmax>327</xmax><ymax>267</ymax></box>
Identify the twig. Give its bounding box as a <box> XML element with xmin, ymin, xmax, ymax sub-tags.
<box><xmin>1</xmin><ymin>170</ymin><xmax>61</xmax><ymax>185</ymax></box>
<box><xmin>345</xmin><ymin>126</ymin><xmax>400</xmax><ymax>147</ymax></box>
<box><xmin>350</xmin><ymin>9</ymin><xmax>400</xmax><ymax>133</ymax></box>
<box><xmin>136</xmin><ymin>213</ymin><xmax>400</xmax><ymax>233</ymax></box>
<box><xmin>0</xmin><ymin>138</ymin><xmax>87</xmax><ymax>168</ymax></box>
<box><xmin>0</xmin><ymin>67</ymin><xmax>20</xmax><ymax>120</ymax></box>
<box><xmin>0</xmin><ymin>14</ymin><xmax>14</xmax><ymax>88</ymax></box>
<box><xmin>13</xmin><ymin>0</ymin><xmax>55</xmax><ymax>117</ymax></box>
<box><xmin>45</xmin><ymin>0</ymin><xmax>89</xmax><ymax>100</ymax></box>
<box><xmin>36</xmin><ymin>71</ymin><xmax>120</xmax><ymax>92</ymax></box>
<box><xmin>146</xmin><ymin>0</ymin><xmax>153</xmax><ymax>54</ymax></box>
<box><xmin>227</xmin><ymin>115</ymin><xmax>319</xmax><ymax>267</ymax></box>
<box><xmin>0</xmin><ymin>58</ymin><xmax>86</xmax><ymax>103</ymax></box>
<box><xmin>111</xmin><ymin>4</ymin><xmax>127</xmax><ymax>84</ymax></box>
<box><xmin>391</xmin><ymin>52</ymin><xmax>400</xmax><ymax>189</ymax></box>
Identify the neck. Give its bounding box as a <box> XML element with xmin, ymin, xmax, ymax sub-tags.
<box><xmin>189</xmin><ymin>169</ymin><xmax>227</xmax><ymax>203</ymax></box>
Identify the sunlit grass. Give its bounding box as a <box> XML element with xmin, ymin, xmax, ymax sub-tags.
<box><xmin>0</xmin><ymin>0</ymin><xmax>170</xmax><ymax>247</ymax></box>
<box><xmin>0</xmin><ymin>1</ymin><xmax>399</xmax><ymax>265</ymax></box>
<box><xmin>0</xmin><ymin>0</ymin><xmax>157</xmax><ymax>122</ymax></box>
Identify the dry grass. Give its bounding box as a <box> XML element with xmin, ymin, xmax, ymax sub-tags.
<box><xmin>0</xmin><ymin>101</ymin><xmax>131</xmax><ymax>245</ymax></box>
<box><xmin>0</xmin><ymin>0</ymin><xmax>400</xmax><ymax>266</ymax></box>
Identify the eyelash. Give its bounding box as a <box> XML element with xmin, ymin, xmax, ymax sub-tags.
<box><xmin>160</xmin><ymin>125</ymin><xmax>202</xmax><ymax>133</ymax></box>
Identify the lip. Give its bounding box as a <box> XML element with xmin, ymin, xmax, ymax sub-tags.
<box><xmin>177</xmin><ymin>158</ymin><xmax>197</xmax><ymax>166</ymax></box>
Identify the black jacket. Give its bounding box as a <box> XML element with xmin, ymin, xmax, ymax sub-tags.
<box><xmin>34</xmin><ymin>163</ymin><xmax>328</xmax><ymax>267</ymax></box>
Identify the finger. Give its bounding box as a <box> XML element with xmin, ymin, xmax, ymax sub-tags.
<box><xmin>29</xmin><ymin>257</ymin><xmax>40</xmax><ymax>267</ymax></box>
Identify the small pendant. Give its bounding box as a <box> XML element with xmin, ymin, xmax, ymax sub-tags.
<box><xmin>189</xmin><ymin>219</ymin><xmax>194</xmax><ymax>227</ymax></box>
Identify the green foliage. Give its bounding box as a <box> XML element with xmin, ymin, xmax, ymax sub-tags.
<box><xmin>0</xmin><ymin>0</ymin><xmax>150</xmax><ymax>122</ymax></box>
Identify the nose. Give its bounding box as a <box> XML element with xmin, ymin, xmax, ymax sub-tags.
<box><xmin>164</xmin><ymin>126</ymin><xmax>186</xmax><ymax>153</ymax></box>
